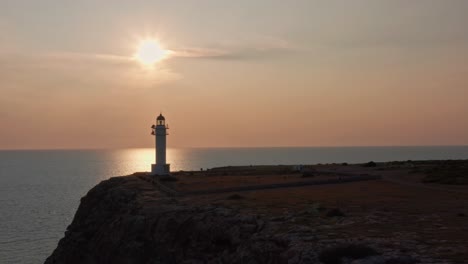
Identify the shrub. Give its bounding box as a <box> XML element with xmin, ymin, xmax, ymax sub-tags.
<box><xmin>301</xmin><ymin>171</ymin><xmax>315</xmax><ymax>178</ymax></box>
<box><xmin>326</xmin><ymin>208</ymin><xmax>345</xmax><ymax>217</ymax></box>
<box><xmin>159</xmin><ymin>175</ymin><xmax>178</xmax><ymax>182</ymax></box>
<box><xmin>300</xmin><ymin>168</ymin><xmax>316</xmax><ymax>177</ymax></box>
<box><xmin>363</xmin><ymin>161</ymin><xmax>377</xmax><ymax>167</ymax></box>
<box><xmin>226</xmin><ymin>194</ymin><xmax>244</xmax><ymax>200</ymax></box>
<box><xmin>319</xmin><ymin>244</ymin><xmax>379</xmax><ymax>264</ymax></box>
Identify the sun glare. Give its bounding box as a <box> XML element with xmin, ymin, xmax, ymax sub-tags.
<box><xmin>134</xmin><ymin>39</ymin><xmax>169</xmax><ymax>66</ymax></box>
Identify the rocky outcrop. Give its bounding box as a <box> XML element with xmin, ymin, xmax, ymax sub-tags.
<box><xmin>45</xmin><ymin>175</ymin><xmax>420</xmax><ymax>264</ymax></box>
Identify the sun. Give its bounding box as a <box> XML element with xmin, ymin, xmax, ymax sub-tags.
<box><xmin>134</xmin><ymin>39</ymin><xmax>169</xmax><ymax>65</ymax></box>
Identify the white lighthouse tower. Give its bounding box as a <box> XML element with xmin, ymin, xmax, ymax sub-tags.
<box><xmin>151</xmin><ymin>113</ymin><xmax>170</xmax><ymax>175</ymax></box>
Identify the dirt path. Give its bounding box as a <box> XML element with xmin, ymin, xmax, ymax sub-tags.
<box><xmin>182</xmin><ymin>175</ymin><xmax>380</xmax><ymax>196</ymax></box>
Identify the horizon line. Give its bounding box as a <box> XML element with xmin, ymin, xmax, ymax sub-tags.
<box><xmin>2</xmin><ymin>144</ymin><xmax>468</xmax><ymax>151</ymax></box>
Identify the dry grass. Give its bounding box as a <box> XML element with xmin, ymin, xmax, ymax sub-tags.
<box><xmin>176</xmin><ymin>164</ymin><xmax>468</xmax><ymax>262</ymax></box>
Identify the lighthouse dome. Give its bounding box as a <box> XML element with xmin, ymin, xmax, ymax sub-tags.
<box><xmin>157</xmin><ymin>114</ymin><xmax>165</xmax><ymax>121</ymax></box>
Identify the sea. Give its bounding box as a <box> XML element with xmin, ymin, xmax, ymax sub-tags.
<box><xmin>1</xmin><ymin>146</ymin><xmax>468</xmax><ymax>264</ymax></box>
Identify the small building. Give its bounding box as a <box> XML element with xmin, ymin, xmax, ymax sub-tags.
<box><xmin>293</xmin><ymin>165</ymin><xmax>304</xmax><ymax>172</ymax></box>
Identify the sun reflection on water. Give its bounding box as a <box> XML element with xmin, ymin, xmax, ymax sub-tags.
<box><xmin>97</xmin><ymin>148</ymin><xmax>197</xmax><ymax>177</ymax></box>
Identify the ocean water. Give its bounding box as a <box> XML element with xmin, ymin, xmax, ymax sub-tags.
<box><xmin>1</xmin><ymin>146</ymin><xmax>468</xmax><ymax>264</ymax></box>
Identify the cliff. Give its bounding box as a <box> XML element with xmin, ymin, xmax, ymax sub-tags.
<box><xmin>45</xmin><ymin>175</ymin><xmax>421</xmax><ymax>264</ymax></box>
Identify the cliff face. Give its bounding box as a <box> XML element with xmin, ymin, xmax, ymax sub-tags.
<box><xmin>45</xmin><ymin>176</ymin><xmax>291</xmax><ymax>264</ymax></box>
<box><xmin>46</xmin><ymin>175</ymin><xmax>419</xmax><ymax>264</ymax></box>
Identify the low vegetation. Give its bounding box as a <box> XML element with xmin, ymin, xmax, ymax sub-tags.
<box><xmin>319</xmin><ymin>244</ymin><xmax>379</xmax><ymax>264</ymax></box>
<box><xmin>363</xmin><ymin>161</ymin><xmax>377</xmax><ymax>167</ymax></box>
<box><xmin>325</xmin><ymin>208</ymin><xmax>345</xmax><ymax>217</ymax></box>
<box><xmin>159</xmin><ymin>175</ymin><xmax>178</xmax><ymax>182</ymax></box>
<box><xmin>209</xmin><ymin>165</ymin><xmax>299</xmax><ymax>176</ymax></box>
<box><xmin>226</xmin><ymin>194</ymin><xmax>244</xmax><ymax>200</ymax></box>
<box><xmin>421</xmin><ymin>160</ymin><xmax>468</xmax><ymax>185</ymax></box>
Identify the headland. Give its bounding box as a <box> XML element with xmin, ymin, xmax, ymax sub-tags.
<box><xmin>46</xmin><ymin>160</ymin><xmax>468</xmax><ymax>263</ymax></box>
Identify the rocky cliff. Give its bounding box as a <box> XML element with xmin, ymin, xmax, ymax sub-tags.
<box><xmin>45</xmin><ymin>175</ymin><xmax>419</xmax><ymax>264</ymax></box>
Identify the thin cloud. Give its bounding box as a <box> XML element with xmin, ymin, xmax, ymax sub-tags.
<box><xmin>170</xmin><ymin>48</ymin><xmax>230</xmax><ymax>59</ymax></box>
<box><xmin>48</xmin><ymin>52</ymin><xmax>133</xmax><ymax>63</ymax></box>
<box><xmin>0</xmin><ymin>35</ymin><xmax>294</xmax><ymax>92</ymax></box>
<box><xmin>0</xmin><ymin>50</ymin><xmax>180</xmax><ymax>92</ymax></box>
<box><xmin>170</xmin><ymin>37</ymin><xmax>296</xmax><ymax>60</ymax></box>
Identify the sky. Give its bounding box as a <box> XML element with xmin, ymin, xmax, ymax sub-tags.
<box><xmin>1</xmin><ymin>0</ymin><xmax>468</xmax><ymax>149</ymax></box>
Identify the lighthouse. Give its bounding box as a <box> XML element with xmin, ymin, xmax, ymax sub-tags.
<box><xmin>151</xmin><ymin>113</ymin><xmax>170</xmax><ymax>175</ymax></box>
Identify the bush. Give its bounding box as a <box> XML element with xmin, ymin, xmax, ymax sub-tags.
<box><xmin>385</xmin><ymin>256</ymin><xmax>419</xmax><ymax>264</ymax></box>
<box><xmin>226</xmin><ymin>194</ymin><xmax>244</xmax><ymax>200</ymax></box>
<box><xmin>326</xmin><ymin>208</ymin><xmax>345</xmax><ymax>217</ymax></box>
<box><xmin>363</xmin><ymin>161</ymin><xmax>377</xmax><ymax>167</ymax></box>
<box><xmin>301</xmin><ymin>169</ymin><xmax>317</xmax><ymax>178</ymax></box>
<box><xmin>159</xmin><ymin>175</ymin><xmax>178</xmax><ymax>182</ymax></box>
<box><xmin>301</xmin><ymin>171</ymin><xmax>315</xmax><ymax>178</ymax></box>
<box><xmin>319</xmin><ymin>244</ymin><xmax>379</xmax><ymax>264</ymax></box>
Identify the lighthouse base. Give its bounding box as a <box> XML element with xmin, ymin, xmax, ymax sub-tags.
<box><xmin>151</xmin><ymin>164</ymin><xmax>171</xmax><ymax>176</ymax></box>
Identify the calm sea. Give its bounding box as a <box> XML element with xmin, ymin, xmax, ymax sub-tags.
<box><xmin>1</xmin><ymin>146</ymin><xmax>468</xmax><ymax>263</ymax></box>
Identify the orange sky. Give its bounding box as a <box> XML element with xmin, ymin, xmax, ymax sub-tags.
<box><xmin>1</xmin><ymin>1</ymin><xmax>468</xmax><ymax>149</ymax></box>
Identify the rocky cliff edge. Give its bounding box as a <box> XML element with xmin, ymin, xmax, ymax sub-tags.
<box><xmin>45</xmin><ymin>175</ymin><xmax>419</xmax><ymax>264</ymax></box>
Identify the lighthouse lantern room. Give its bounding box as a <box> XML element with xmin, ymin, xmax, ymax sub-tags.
<box><xmin>151</xmin><ymin>113</ymin><xmax>170</xmax><ymax>175</ymax></box>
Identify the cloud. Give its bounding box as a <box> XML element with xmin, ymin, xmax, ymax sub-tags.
<box><xmin>0</xmin><ymin>34</ymin><xmax>293</xmax><ymax>99</ymax></box>
<box><xmin>48</xmin><ymin>52</ymin><xmax>133</xmax><ymax>63</ymax></box>
<box><xmin>170</xmin><ymin>36</ymin><xmax>296</xmax><ymax>60</ymax></box>
<box><xmin>0</xmin><ymin>50</ymin><xmax>180</xmax><ymax>93</ymax></box>
<box><xmin>170</xmin><ymin>48</ymin><xmax>230</xmax><ymax>59</ymax></box>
